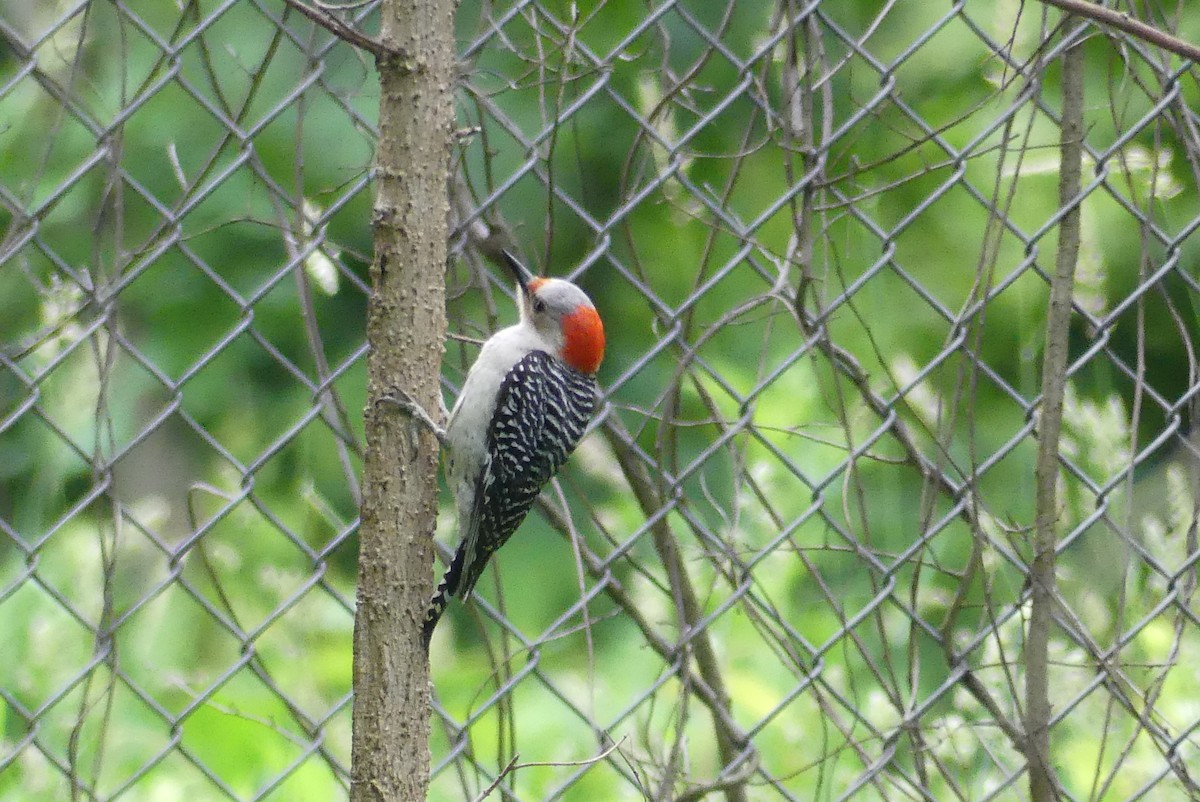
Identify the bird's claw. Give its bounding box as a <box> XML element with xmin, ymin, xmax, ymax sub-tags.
<box><xmin>379</xmin><ymin>385</ymin><xmax>448</xmax><ymax>447</ymax></box>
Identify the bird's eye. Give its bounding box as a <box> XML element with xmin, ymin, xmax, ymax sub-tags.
<box><xmin>533</xmin><ymin>299</ymin><xmax>547</xmax><ymax>313</ymax></box>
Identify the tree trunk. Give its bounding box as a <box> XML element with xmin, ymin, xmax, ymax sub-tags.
<box><xmin>350</xmin><ymin>0</ymin><xmax>454</xmax><ymax>798</ymax></box>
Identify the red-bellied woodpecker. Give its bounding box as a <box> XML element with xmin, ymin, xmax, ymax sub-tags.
<box><xmin>421</xmin><ymin>251</ymin><xmax>605</xmax><ymax>648</ymax></box>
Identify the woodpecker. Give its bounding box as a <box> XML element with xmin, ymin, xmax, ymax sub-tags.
<box><xmin>422</xmin><ymin>251</ymin><xmax>605</xmax><ymax>648</ymax></box>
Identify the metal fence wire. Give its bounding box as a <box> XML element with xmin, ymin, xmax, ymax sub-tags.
<box><xmin>3</xmin><ymin>1</ymin><xmax>1200</xmax><ymax>800</ymax></box>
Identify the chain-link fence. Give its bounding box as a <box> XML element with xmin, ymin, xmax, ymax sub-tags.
<box><xmin>4</xmin><ymin>1</ymin><xmax>1200</xmax><ymax>800</ymax></box>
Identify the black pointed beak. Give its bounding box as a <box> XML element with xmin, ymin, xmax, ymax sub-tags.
<box><xmin>500</xmin><ymin>249</ymin><xmax>537</xmax><ymax>294</ymax></box>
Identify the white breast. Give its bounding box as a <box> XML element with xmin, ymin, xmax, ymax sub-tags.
<box><xmin>444</xmin><ymin>324</ymin><xmax>547</xmax><ymax>521</ymax></box>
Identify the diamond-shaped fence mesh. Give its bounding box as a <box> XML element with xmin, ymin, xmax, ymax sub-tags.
<box><xmin>3</xmin><ymin>1</ymin><xmax>1200</xmax><ymax>800</ymax></box>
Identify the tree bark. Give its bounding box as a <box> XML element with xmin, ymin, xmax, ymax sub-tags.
<box><xmin>350</xmin><ymin>0</ymin><xmax>454</xmax><ymax>799</ymax></box>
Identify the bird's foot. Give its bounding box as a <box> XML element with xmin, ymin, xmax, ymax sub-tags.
<box><xmin>379</xmin><ymin>386</ymin><xmax>448</xmax><ymax>447</ymax></box>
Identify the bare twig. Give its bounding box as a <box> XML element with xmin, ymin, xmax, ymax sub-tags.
<box><xmin>469</xmin><ymin>737</ymin><xmax>628</xmax><ymax>802</ymax></box>
<box><xmin>280</xmin><ymin>0</ymin><xmax>403</xmax><ymax>61</ymax></box>
<box><xmin>183</xmin><ymin>483</ymin><xmax>351</xmax><ymax>781</ymax></box>
<box><xmin>531</xmin><ymin>491</ymin><xmax>753</xmax><ymax>770</ymax></box>
<box><xmin>601</xmin><ymin>416</ymin><xmax>755</xmax><ymax>802</ymax></box>
<box><xmin>1038</xmin><ymin>0</ymin><xmax>1200</xmax><ymax>62</ymax></box>
<box><xmin>1026</xmin><ymin>16</ymin><xmax>1085</xmax><ymax>802</ymax></box>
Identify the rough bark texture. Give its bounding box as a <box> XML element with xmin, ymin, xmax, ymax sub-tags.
<box><xmin>350</xmin><ymin>0</ymin><xmax>454</xmax><ymax>799</ymax></box>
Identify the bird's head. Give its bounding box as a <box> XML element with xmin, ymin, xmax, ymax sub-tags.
<box><xmin>501</xmin><ymin>250</ymin><xmax>605</xmax><ymax>375</ymax></box>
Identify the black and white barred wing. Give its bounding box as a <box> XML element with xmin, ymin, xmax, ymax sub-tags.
<box><xmin>456</xmin><ymin>350</ymin><xmax>596</xmax><ymax>600</ymax></box>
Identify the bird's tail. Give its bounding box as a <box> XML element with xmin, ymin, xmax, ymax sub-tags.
<box><xmin>421</xmin><ymin>584</ymin><xmax>449</xmax><ymax>651</ymax></box>
<box><xmin>422</xmin><ymin>547</ymin><xmax>466</xmax><ymax>651</ymax></box>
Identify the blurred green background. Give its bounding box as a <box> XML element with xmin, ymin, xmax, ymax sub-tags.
<box><xmin>2</xmin><ymin>0</ymin><xmax>1200</xmax><ymax>799</ymax></box>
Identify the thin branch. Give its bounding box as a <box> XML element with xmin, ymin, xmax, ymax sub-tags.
<box><xmin>531</xmin><ymin>491</ymin><xmax>753</xmax><ymax>766</ymax></box>
<box><xmin>469</xmin><ymin>738</ymin><xmax>628</xmax><ymax>802</ymax></box>
<box><xmin>1039</xmin><ymin>0</ymin><xmax>1200</xmax><ymax>62</ymax></box>
<box><xmin>601</xmin><ymin>416</ymin><xmax>756</xmax><ymax>802</ymax></box>
<box><xmin>280</xmin><ymin>0</ymin><xmax>402</xmax><ymax>61</ymax></box>
<box><xmin>1026</xmin><ymin>16</ymin><xmax>1085</xmax><ymax>802</ymax></box>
